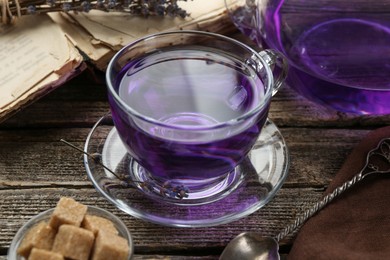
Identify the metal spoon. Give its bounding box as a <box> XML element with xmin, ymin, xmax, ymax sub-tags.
<box><xmin>220</xmin><ymin>137</ymin><xmax>390</xmax><ymax>260</ymax></box>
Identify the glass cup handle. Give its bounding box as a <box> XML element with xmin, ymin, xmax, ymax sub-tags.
<box><xmin>259</xmin><ymin>49</ymin><xmax>289</xmax><ymax>96</ymax></box>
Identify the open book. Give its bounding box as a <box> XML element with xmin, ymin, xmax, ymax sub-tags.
<box><xmin>0</xmin><ymin>0</ymin><xmax>234</xmax><ymax>123</ymax></box>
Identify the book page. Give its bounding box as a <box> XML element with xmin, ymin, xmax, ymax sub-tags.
<box><xmin>49</xmin><ymin>12</ymin><xmax>114</xmax><ymax>68</ymax></box>
<box><xmin>65</xmin><ymin>0</ymin><xmax>234</xmax><ymax>66</ymax></box>
<box><xmin>0</xmin><ymin>15</ymin><xmax>83</xmax><ymax>120</ymax></box>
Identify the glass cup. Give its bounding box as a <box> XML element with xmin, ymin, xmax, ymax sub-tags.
<box><xmin>106</xmin><ymin>30</ymin><xmax>288</xmax><ymax>204</ymax></box>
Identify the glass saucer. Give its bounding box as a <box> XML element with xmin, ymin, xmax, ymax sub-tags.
<box><xmin>84</xmin><ymin>114</ymin><xmax>289</xmax><ymax>227</ymax></box>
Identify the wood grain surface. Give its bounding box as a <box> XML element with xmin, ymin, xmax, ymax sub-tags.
<box><xmin>0</xmin><ymin>31</ymin><xmax>389</xmax><ymax>259</ymax></box>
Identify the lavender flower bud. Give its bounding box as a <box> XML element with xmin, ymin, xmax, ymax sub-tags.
<box><xmin>107</xmin><ymin>0</ymin><xmax>116</xmax><ymax>9</ymax></box>
<box><xmin>96</xmin><ymin>0</ymin><xmax>105</xmax><ymax>8</ymax></box>
<box><xmin>62</xmin><ymin>3</ymin><xmax>71</xmax><ymax>12</ymax></box>
<box><xmin>46</xmin><ymin>0</ymin><xmax>56</xmax><ymax>7</ymax></box>
<box><xmin>154</xmin><ymin>4</ymin><xmax>165</xmax><ymax>16</ymax></box>
<box><xmin>81</xmin><ymin>1</ymin><xmax>91</xmax><ymax>12</ymax></box>
<box><xmin>27</xmin><ymin>5</ymin><xmax>36</xmax><ymax>14</ymax></box>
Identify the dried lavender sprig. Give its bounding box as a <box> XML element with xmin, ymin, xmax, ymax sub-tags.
<box><xmin>60</xmin><ymin>139</ymin><xmax>189</xmax><ymax>199</ymax></box>
<box><xmin>2</xmin><ymin>0</ymin><xmax>191</xmax><ymax>24</ymax></box>
<box><xmin>59</xmin><ymin>139</ymin><xmax>124</xmax><ymax>180</ymax></box>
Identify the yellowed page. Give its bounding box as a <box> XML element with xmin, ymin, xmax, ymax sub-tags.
<box><xmin>49</xmin><ymin>12</ymin><xmax>114</xmax><ymax>68</ymax></box>
<box><xmin>0</xmin><ymin>14</ymin><xmax>83</xmax><ymax>120</ymax></box>
<box><xmin>67</xmin><ymin>0</ymin><xmax>233</xmax><ymax>50</ymax></box>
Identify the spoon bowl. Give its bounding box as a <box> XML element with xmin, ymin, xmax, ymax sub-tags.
<box><xmin>220</xmin><ymin>233</ymin><xmax>279</xmax><ymax>260</ymax></box>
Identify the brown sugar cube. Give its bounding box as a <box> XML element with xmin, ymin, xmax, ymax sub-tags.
<box><xmin>28</xmin><ymin>248</ymin><xmax>64</xmax><ymax>260</ymax></box>
<box><xmin>17</xmin><ymin>221</ymin><xmax>56</xmax><ymax>258</ymax></box>
<box><xmin>82</xmin><ymin>215</ymin><xmax>119</xmax><ymax>236</ymax></box>
<box><xmin>91</xmin><ymin>231</ymin><xmax>130</xmax><ymax>260</ymax></box>
<box><xmin>49</xmin><ymin>197</ymin><xmax>88</xmax><ymax>229</ymax></box>
<box><xmin>52</xmin><ymin>224</ymin><xmax>94</xmax><ymax>260</ymax></box>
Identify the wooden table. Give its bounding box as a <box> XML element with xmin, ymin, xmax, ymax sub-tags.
<box><xmin>1</xmin><ymin>32</ymin><xmax>390</xmax><ymax>259</ymax></box>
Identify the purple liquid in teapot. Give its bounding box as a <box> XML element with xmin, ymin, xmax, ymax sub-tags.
<box><xmin>231</xmin><ymin>0</ymin><xmax>390</xmax><ymax>114</ymax></box>
<box><xmin>109</xmin><ymin>47</ymin><xmax>268</xmax><ymax>183</ymax></box>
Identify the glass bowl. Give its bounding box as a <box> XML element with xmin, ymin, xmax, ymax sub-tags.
<box><xmin>8</xmin><ymin>205</ymin><xmax>133</xmax><ymax>260</ymax></box>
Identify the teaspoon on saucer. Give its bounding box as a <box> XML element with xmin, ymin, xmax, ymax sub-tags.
<box><xmin>220</xmin><ymin>137</ymin><xmax>390</xmax><ymax>260</ymax></box>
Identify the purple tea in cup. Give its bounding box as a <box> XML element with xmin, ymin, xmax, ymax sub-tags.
<box><xmin>106</xmin><ymin>31</ymin><xmax>287</xmax><ymax>202</ymax></box>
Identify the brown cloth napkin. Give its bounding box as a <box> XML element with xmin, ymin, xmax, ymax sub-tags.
<box><xmin>288</xmin><ymin>126</ymin><xmax>390</xmax><ymax>260</ymax></box>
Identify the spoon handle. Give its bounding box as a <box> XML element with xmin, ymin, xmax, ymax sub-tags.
<box><xmin>275</xmin><ymin>137</ymin><xmax>390</xmax><ymax>242</ymax></box>
<box><xmin>275</xmin><ymin>171</ymin><xmax>364</xmax><ymax>242</ymax></box>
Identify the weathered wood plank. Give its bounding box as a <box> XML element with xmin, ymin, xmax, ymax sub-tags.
<box><xmin>2</xmin><ymin>103</ymin><xmax>386</xmax><ymax>129</ymax></box>
<box><xmin>3</xmin><ymin>83</ymin><xmax>390</xmax><ymax>128</ymax></box>
<box><xmin>0</xmin><ymin>187</ymin><xmax>323</xmax><ymax>253</ymax></box>
<box><xmin>0</xmin><ymin>101</ymin><xmax>110</xmax><ymax>128</ymax></box>
<box><xmin>0</xmin><ymin>127</ymin><xmax>369</xmax><ymax>188</ymax></box>
<box><xmin>0</xmin><ymin>255</ymin><xmax>233</xmax><ymax>259</ymax></box>
<box><xmin>270</xmin><ymin>88</ymin><xmax>390</xmax><ymax>128</ymax></box>
<box><xmin>131</xmin><ymin>256</ymin><xmax>218</xmax><ymax>259</ymax></box>
<box><xmin>0</xmin><ymin>126</ymin><xmax>365</xmax><ymax>255</ymax></box>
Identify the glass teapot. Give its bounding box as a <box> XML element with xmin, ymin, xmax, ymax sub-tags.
<box><xmin>226</xmin><ymin>0</ymin><xmax>390</xmax><ymax>115</ymax></box>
